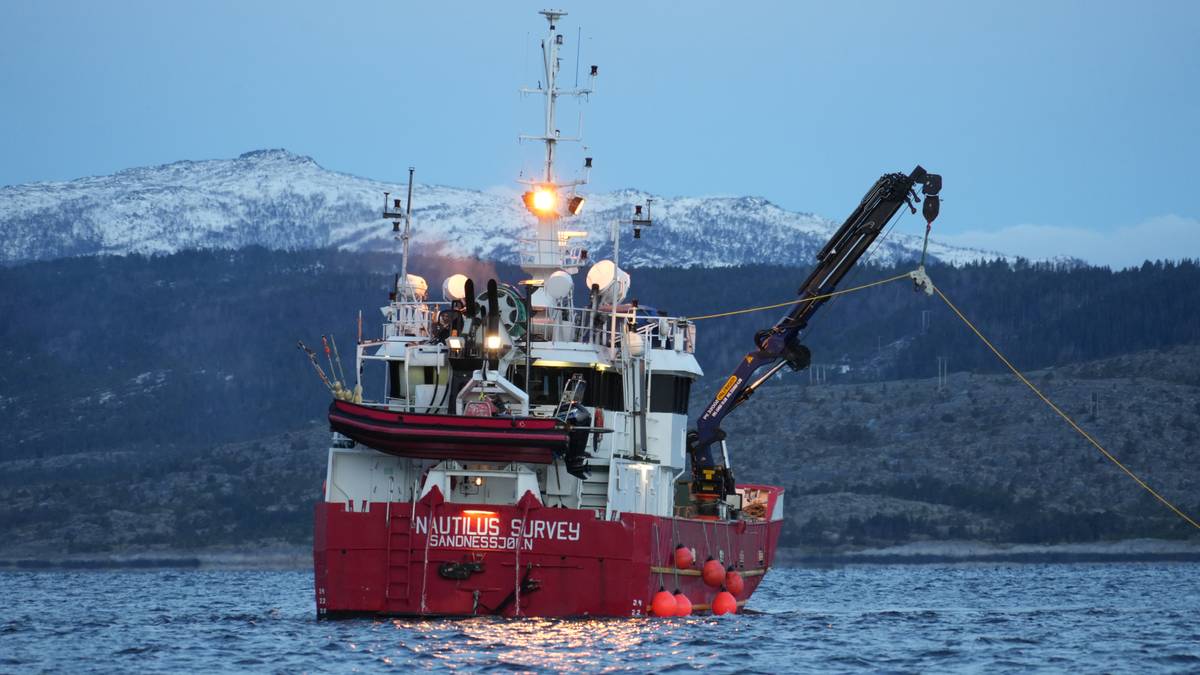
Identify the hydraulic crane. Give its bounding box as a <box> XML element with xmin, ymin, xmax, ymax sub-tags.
<box><xmin>686</xmin><ymin>166</ymin><xmax>942</xmax><ymax>514</ymax></box>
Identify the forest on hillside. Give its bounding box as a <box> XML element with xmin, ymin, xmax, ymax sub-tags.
<box><xmin>1</xmin><ymin>248</ymin><xmax>1198</xmax><ymax>461</ymax></box>
<box><xmin>633</xmin><ymin>257</ymin><xmax>1200</xmax><ymax>387</ymax></box>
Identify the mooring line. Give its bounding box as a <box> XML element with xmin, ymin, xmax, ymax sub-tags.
<box><xmin>933</xmin><ymin>285</ymin><xmax>1200</xmax><ymax>531</ymax></box>
<box><xmin>686</xmin><ymin>273</ymin><xmax>910</xmax><ymax>321</ymax></box>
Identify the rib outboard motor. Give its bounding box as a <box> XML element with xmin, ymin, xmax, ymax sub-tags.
<box><xmin>555</xmin><ymin>373</ymin><xmax>592</xmax><ymax>479</ymax></box>
<box><xmin>560</xmin><ymin>403</ymin><xmax>592</xmax><ymax>479</ymax></box>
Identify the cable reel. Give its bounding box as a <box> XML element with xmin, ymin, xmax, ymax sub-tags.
<box><xmin>476</xmin><ymin>283</ymin><xmax>528</xmax><ymax>339</ymax></box>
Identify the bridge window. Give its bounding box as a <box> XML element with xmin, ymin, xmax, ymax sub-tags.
<box><xmin>650</xmin><ymin>374</ymin><xmax>691</xmax><ymax>414</ymax></box>
<box><xmin>514</xmin><ymin>366</ymin><xmax>624</xmax><ymax>410</ymax></box>
<box><xmin>388</xmin><ymin>361</ymin><xmax>402</xmax><ymax>399</ymax></box>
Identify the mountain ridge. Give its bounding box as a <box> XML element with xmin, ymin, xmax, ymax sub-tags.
<box><xmin>0</xmin><ymin>149</ymin><xmax>1010</xmax><ymax>267</ymax></box>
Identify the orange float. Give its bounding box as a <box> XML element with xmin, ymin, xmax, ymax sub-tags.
<box><xmin>651</xmin><ymin>587</ymin><xmax>677</xmax><ymax>617</ymax></box>
<box><xmin>673</xmin><ymin>590</ymin><xmax>692</xmax><ymax>617</ymax></box>
<box><xmin>701</xmin><ymin>558</ymin><xmax>725</xmax><ymax>587</ymax></box>
<box><xmin>724</xmin><ymin>568</ymin><xmax>744</xmax><ymax>596</ymax></box>
<box><xmin>712</xmin><ymin>589</ymin><xmax>737</xmax><ymax>615</ymax></box>
<box><xmin>674</xmin><ymin>544</ymin><xmax>694</xmax><ymax>569</ymax></box>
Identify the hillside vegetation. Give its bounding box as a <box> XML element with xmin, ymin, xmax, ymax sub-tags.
<box><xmin>1</xmin><ymin>250</ymin><xmax>1198</xmax><ymax>556</ymax></box>
<box><xmin>2</xmin><ymin>346</ymin><xmax>1197</xmax><ymax>557</ymax></box>
<box><xmin>724</xmin><ymin>347</ymin><xmax>1200</xmax><ymax>549</ymax></box>
<box><xmin>3</xmin><ymin>249</ymin><xmax>1198</xmax><ymax>462</ymax></box>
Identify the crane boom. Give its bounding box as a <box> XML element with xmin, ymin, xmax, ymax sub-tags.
<box><xmin>687</xmin><ymin>166</ymin><xmax>942</xmax><ymax>512</ymax></box>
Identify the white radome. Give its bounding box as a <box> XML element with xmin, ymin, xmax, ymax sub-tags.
<box><xmin>544</xmin><ymin>270</ymin><xmax>573</xmax><ymax>300</ymax></box>
<box><xmin>442</xmin><ymin>273</ymin><xmax>470</xmax><ymax>301</ymax></box>
<box><xmin>586</xmin><ymin>260</ymin><xmax>631</xmax><ymax>303</ymax></box>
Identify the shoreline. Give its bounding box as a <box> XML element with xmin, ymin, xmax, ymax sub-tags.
<box><xmin>778</xmin><ymin>538</ymin><xmax>1200</xmax><ymax>565</ymax></box>
<box><xmin>2</xmin><ymin>539</ymin><xmax>1200</xmax><ymax>571</ymax></box>
<box><xmin>0</xmin><ymin>548</ymin><xmax>310</xmax><ymax>571</ymax></box>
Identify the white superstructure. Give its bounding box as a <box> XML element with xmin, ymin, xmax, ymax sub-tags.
<box><xmin>322</xmin><ymin>10</ymin><xmax>707</xmax><ymax>523</ymax></box>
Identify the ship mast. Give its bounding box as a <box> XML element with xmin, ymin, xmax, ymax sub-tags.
<box><xmin>384</xmin><ymin>167</ymin><xmax>419</xmax><ymax>302</ymax></box>
<box><xmin>519</xmin><ymin>9</ymin><xmax>597</xmax><ymax>279</ymax></box>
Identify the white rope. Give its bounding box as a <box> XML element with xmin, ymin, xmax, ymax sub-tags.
<box><xmin>514</xmin><ymin>500</ymin><xmax>531</xmax><ymax>616</ymax></box>
<box><xmin>724</xmin><ymin>520</ymin><xmax>733</xmax><ymax>568</ymax></box>
<box><xmin>653</xmin><ymin>520</ymin><xmax>664</xmax><ymax>588</ymax></box>
<box><xmin>420</xmin><ymin>501</ymin><xmax>435</xmax><ymax>614</ymax></box>
<box><xmin>670</xmin><ymin>516</ymin><xmax>680</xmax><ymax>589</ymax></box>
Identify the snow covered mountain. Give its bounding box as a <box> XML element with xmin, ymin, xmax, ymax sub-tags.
<box><xmin>0</xmin><ymin>149</ymin><xmax>1007</xmax><ymax>267</ymax></box>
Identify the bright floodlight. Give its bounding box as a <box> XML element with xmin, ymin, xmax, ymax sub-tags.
<box><xmin>523</xmin><ymin>185</ymin><xmax>558</xmax><ymax>215</ymax></box>
<box><xmin>446</xmin><ymin>335</ymin><xmax>465</xmax><ymax>350</ymax></box>
<box><xmin>532</xmin><ymin>187</ymin><xmax>556</xmax><ymax>212</ymax></box>
<box><xmin>485</xmin><ymin>334</ymin><xmax>503</xmax><ymax>351</ymax></box>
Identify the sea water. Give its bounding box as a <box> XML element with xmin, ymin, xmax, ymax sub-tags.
<box><xmin>2</xmin><ymin>563</ymin><xmax>1197</xmax><ymax>672</ymax></box>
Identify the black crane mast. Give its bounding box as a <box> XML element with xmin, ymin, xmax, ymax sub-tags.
<box><xmin>686</xmin><ymin>166</ymin><xmax>942</xmax><ymax>514</ymax></box>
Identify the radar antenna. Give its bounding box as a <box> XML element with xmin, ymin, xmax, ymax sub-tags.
<box><xmin>383</xmin><ymin>166</ymin><xmax>419</xmax><ymax>301</ymax></box>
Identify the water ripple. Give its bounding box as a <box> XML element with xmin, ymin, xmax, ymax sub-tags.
<box><xmin>0</xmin><ymin>563</ymin><xmax>1197</xmax><ymax>672</ymax></box>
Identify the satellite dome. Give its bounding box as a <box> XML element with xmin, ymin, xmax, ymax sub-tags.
<box><xmin>585</xmin><ymin>260</ymin><xmax>630</xmax><ymax>302</ymax></box>
<box><xmin>442</xmin><ymin>273</ymin><xmax>469</xmax><ymax>301</ymax></box>
<box><xmin>544</xmin><ymin>270</ymin><xmax>574</xmax><ymax>300</ymax></box>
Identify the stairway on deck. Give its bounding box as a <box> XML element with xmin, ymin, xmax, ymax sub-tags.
<box><xmin>580</xmin><ymin>464</ymin><xmax>610</xmax><ymax>512</ymax></box>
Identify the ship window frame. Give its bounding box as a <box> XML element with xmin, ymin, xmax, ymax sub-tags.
<box><xmin>649</xmin><ymin>373</ymin><xmax>691</xmax><ymax>415</ymax></box>
<box><xmin>512</xmin><ymin>364</ymin><xmax>624</xmax><ymax>410</ymax></box>
<box><xmin>387</xmin><ymin>360</ymin><xmax>403</xmax><ymax>400</ymax></box>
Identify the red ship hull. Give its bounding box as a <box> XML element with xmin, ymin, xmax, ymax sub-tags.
<box><xmin>313</xmin><ymin>488</ymin><xmax>783</xmax><ymax>617</ymax></box>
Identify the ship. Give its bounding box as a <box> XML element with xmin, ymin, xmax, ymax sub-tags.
<box><xmin>310</xmin><ymin>9</ymin><xmax>941</xmax><ymax>618</ymax></box>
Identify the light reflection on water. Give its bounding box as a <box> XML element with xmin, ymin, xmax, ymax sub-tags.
<box><xmin>390</xmin><ymin>616</ymin><xmax>723</xmax><ymax>671</ymax></box>
<box><xmin>2</xmin><ymin>563</ymin><xmax>1199</xmax><ymax>672</ymax></box>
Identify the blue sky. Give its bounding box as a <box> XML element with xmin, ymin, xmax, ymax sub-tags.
<box><xmin>1</xmin><ymin>0</ymin><xmax>1197</xmax><ymax>266</ymax></box>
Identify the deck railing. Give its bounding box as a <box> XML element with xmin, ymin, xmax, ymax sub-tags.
<box><xmin>518</xmin><ymin>236</ymin><xmax>587</xmax><ymax>269</ymax></box>
<box><xmin>376</xmin><ymin>299</ymin><xmax>695</xmax><ymax>354</ymax></box>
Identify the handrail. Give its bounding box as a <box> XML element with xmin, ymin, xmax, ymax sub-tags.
<box><xmin>374</xmin><ymin>298</ymin><xmax>695</xmax><ymax>354</ymax></box>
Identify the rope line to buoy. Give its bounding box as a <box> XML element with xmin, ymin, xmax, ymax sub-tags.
<box><xmin>933</xmin><ymin>285</ymin><xmax>1200</xmax><ymax>532</ymax></box>
<box><xmin>420</xmin><ymin>501</ymin><xmax>436</xmax><ymax>614</ymax></box>
<box><xmin>514</xmin><ymin>498</ymin><xmax>531</xmax><ymax>616</ymax></box>
<box><xmin>670</xmin><ymin>517</ymin><xmax>680</xmax><ymax>590</ymax></box>
<box><xmin>653</xmin><ymin>520</ymin><xmax>665</xmax><ymax>588</ymax></box>
<box><xmin>724</xmin><ymin>522</ymin><xmax>733</xmax><ymax>568</ymax></box>
<box><xmin>686</xmin><ymin>273</ymin><xmax>910</xmax><ymax>321</ymax></box>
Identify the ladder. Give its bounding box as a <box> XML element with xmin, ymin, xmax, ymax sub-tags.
<box><xmin>384</xmin><ymin>509</ymin><xmax>412</xmax><ymax>605</ymax></box>
<box><xmin>579</xmin><ymin>464</ymin><xmax>610</xmax><ymax>512</ymax></box>
<box><xmin>554</xmin><ymin>372</ymin><xmax>586</xmax><ymax>418</ymax></box>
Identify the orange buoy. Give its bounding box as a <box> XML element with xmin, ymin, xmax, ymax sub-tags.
<box><xmin>673</xmin><ymin>590</ymin><xmax>692</xmax><ymax>617</ymax></box>
<box><xmin>724</xmin><ymin>567</ymin><xmax>745</xmax><ymax>596</ymax></box>
<box><xmin>702</xmin><ymin>558</ymin><xmax>725</xmax><ymax>587</ymax></box>
<box><xmin>651</xmin><ymin>587</ymin><xmax>677</xmax><ymax>617</ymax></box>
<box><xmin>712</xmin><ymin>589</ymin><xmax>737</xmax><ymax>616</ymax></box>
<box><xmin>674</xmin><ymin>545</ymin><xmax>694</xmax><ymax>569</ymax></box>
